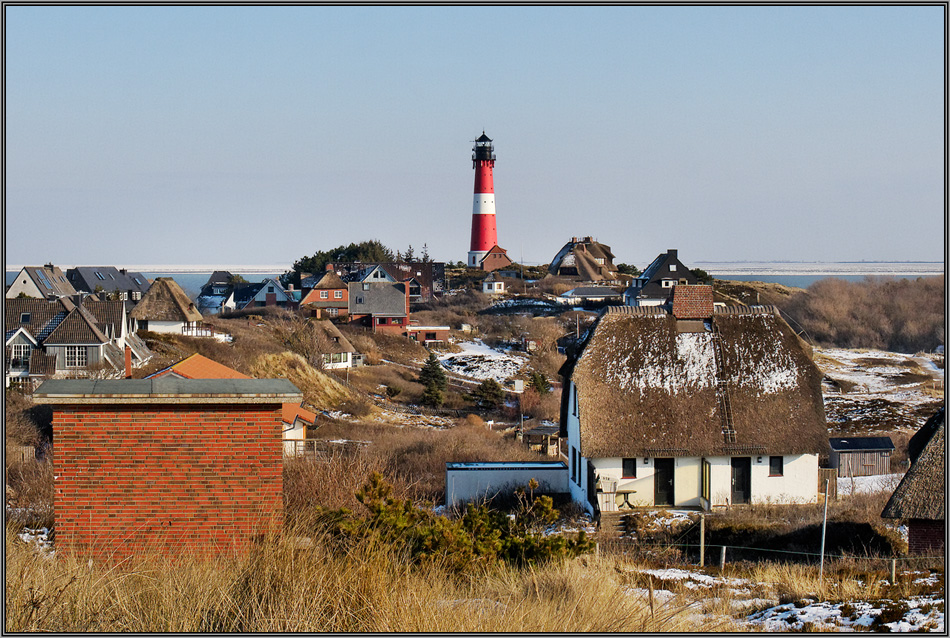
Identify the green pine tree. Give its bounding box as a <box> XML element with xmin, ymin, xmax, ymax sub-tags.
<box><xmin>471</xmin><ymin>378</ymin><xmax>505</xmax><ymax>409</ymax></box>
<box><xmin>417</xmin><ymin>353</ymin><xmax>447</xmax><ymax>393</ymax></box>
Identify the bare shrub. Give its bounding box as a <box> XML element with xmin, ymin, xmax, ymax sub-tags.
<box><xmin>779</xmin><ymin>276</ymin><xmax>945</xmax><ymax>353</ymax></box>
<box><xmin>460</xmin><ymin>413</ymin><xmax>485</xmax><ymax>428</ymax></box>
<box><xmin>6</xmin><ymin>457</ymin><xmax>54</xmax><ymax>529</ymax></box>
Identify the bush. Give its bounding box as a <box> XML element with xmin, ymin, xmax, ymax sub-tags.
<box><xmin>470</xmin><ymin>379</ymin><xmax>506</xmax><ymax>409</ymax></box>
<box><xmin>315</xmin><ymin>474</ymin><xmax>594</xmax><ymax>572</ymax></box>
<box><xmin>779</xmin><ymin>276</ymin><xmax>945</xmax><ymax>353</ymax></box>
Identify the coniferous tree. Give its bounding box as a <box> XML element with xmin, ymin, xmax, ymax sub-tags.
<box><xmin>417</xmin><ymin>353</ymin><xmax>447</xmax><ymax>393</ymax></box>
<box><xmin>471</xmin><ymin>378</ymin><xmax>505</xmax><ymax>409</ymax></box>
<box><xmin>529</xmin><ymin>372</ymin><xmax>551</xmax><ymax>395</ymax></box>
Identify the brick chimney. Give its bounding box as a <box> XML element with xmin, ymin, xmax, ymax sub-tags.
<box><xmin>672</xmin><ymin>285</ymin><xmax>713</xmax><ymax>320</ymax></box>
<box><xmin>124</xmin><ymin>345</ymin><xmax>133</xmax><ymax>379</ymax></box>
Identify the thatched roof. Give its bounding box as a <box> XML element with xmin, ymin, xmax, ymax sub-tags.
<box><xmin>312</xmin><ymin>320</ymin><xmax>356</xmax><ymax>354</ymax></box>
<box><xmin>129</xmin><ymin>278</ymin><xmax>203</xmax><ymax>323</ymax></box>
<box><xmin>907</xmin><ymin>408</ymin><xmax>944</xmax><ymax>464</ymax></box>
<box><xmin>567</xmin><ymin>305</ymin><xmax>827</xmax><ymax>458</ymax></box>
<box><xmin>548</xmin><ymin>237</ymin><xmax>617</xmax><ymax>281</ymax></box>
<box><xmin>882</xmin><ymin>409</ymin><xmax>945</xmax><ymax>521</ymax></box>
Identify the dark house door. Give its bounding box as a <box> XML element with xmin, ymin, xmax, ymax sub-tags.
<box><xmin>654</xmin><ymin>458</ymin><xmax>675</xmax><ymax>506</ymax></box>
<box><xmin>731</xmin><ymin>457</ymin><xmax>751</xmax><ymax>505</ymax></box>
<box><xmin>586</xmin><ymin>462</ymin><xmax>597</xmax><ymax>511</ymax></box>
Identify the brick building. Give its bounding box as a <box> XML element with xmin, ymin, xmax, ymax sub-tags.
<box><xmin>34</xmin><ymin>377</ymin><xmax>302</xmax><ymax>560</ymax></box>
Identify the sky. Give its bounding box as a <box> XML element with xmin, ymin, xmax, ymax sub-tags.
<box><xmin>4</xmin><ymin>5</ymin><xmax>946</xmax><ymax>269</ymax></box>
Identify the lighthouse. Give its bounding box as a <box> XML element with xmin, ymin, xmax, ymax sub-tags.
<box><xmin>468</xmin><ymin>132</ymin><xmax>499</xmax><ymax>267</ymax></box>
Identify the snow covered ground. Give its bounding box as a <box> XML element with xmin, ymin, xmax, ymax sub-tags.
<box><xmin>438</xmin><ymin>339</ymin><xmax>529</xmax><ymax>384</ymax></box>
<box><xmin>836</xmin><ymin>472</ymin><xmax>904</xmax><ymax>496</ymax></box>
<box><xmin>814</xmin><ymin>347</ymin><xmax>944</xmax><ymax>433</ymax></box>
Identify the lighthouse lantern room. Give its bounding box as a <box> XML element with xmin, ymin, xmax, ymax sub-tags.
<box><xmin>468</xmin><ymin>132</ymin><xmax>499</xmax><ymax>267</ymax></box>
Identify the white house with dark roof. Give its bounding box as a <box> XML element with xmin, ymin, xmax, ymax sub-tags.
<box><xmin>561</xmin><ymin>295</ymin><xmax>827</xmax><ymax>514</ymax></box>
<box><xmin>222</xmin><ymin>278</ymin><xmax>297</xmax><ymax>313</ymax></box>
<box><xmin>623</xmin><ymin>249</ymin><xmax>698</xmax><ymax>306</ymax></box>
<box><xmin>5</xmin><ymin>297</ymin><xmax>151</xmax><ymax>387</ymax></box>
<box><xmin>66</xmin><ymin>266</ymin><xmax>151</xmax><ymax>301</ymax></box>
<box><xmin>6</xmin><ymin>265</ymin><xmax>78</xmax><ymax>300</ymax></box>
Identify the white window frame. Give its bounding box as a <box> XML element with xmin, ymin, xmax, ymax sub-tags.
<box><xmin>11</xmin><ymin>343</ymin><xmax>31</xmax><ymax>368</ymax></box>
<box><xmin>320</xmin><ymin>291</ymin><xmax>329</xmax><ymax>299</ymax></box>
<box><xmin>334</xmin><ymin>290</ymin><xmax>343</xmax><ymax>299</ymax></box>
<box><xmin>65</xmin><ymin>346</ymin><xmax>87</xmax><ymax>368</ymax></box>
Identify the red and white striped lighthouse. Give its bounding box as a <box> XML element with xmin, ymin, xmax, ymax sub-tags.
<box><xmin>468</xmin><ymin>132</ymin><xmax>498</xmax><ymax>267</ymax></box>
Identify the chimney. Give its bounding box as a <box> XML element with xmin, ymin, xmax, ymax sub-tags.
<box><xmin>124</xmin><ymin>345</ymin><xmax>133</xmax><ymax>379</ymax></box>
<box><xmin>671</xmin><ymin>285</ymin><xmax>714</xmax><ymax>320</ymax></box>
<box><xmin>325</xmin><ymin>263</ymin><xmax>334</xmax><ymax>271</ymax></box>
<box><xmin>668</xmin><ymin>249</ymin><xmax>678</xmax><ymax>259</ymax></box>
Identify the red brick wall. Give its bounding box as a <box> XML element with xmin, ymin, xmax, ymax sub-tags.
<box><xmin>53</xmin><ymin>403</ymin><xmax>283</xmax><ymax>560</ymax></box>
<box><xmin>672</xmin><ymin>285</ymin><xmax>714</xmax><ymax>319</ymax></box>
<box><xmin>908</xmin><ymin>519</ymin><xmax>945</xmax><ymax>555</ymax></box>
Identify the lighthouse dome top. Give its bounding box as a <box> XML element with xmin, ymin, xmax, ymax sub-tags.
<box><xmin>475</xmin><ymin>132</ymin><xmax>492</xmax><ymax>143</ymax></box>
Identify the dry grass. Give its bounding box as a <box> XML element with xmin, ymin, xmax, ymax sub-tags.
<box><xmin>247</xmin><ymin>351</ymin><xmax>354</xmax><ymax>412</ymax></box>
<box><xmin>5</xmin><ymin>525</ymin><xmax>736</xmax><ymax>633</ymax></box>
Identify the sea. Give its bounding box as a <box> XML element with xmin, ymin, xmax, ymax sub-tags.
<box><xmin>5</xmin><ymin>262</ymin><xmax>944</xmax><ymax>300</ymax></box>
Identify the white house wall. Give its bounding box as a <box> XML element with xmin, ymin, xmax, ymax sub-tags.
<box><xmin>584</xmin><ymin>454</ymin><xmax>818</xmax><ymax>510</ymax></box>
<box><xmin>445</xmin><ymin>464</ymin><xmax>568</xmax><ymax>509</ymax></box>
<box><xmin>146</xmin><ymin>321</ymin><xmax>187</xmax><ymax>334</ymax></box>
<box><xmin>6</xmin><ymin>274</ymin><xmax>45</xmax><ymax>299</ymax></box>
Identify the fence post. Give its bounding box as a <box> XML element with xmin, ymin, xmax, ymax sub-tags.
<box><xmin>699</xmin><ymin>514</ymin><xmax>705</xmax><ymax>567</ymax></box>
<box><xmin>720</xmin><ymin>545</ymin><xmax>726</xmax><ymax>569</ymax></box>
<box><xmin>891</xmin><ymin>558</ymin><xmax>897</xmax><ymax>584</ymax></box>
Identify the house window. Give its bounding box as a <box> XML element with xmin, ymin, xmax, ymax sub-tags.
<box><xmin>11</xmin><ymin>344</ymin><xmax>31</xmax><ymax>368</ymax></box>
<box><xmin>65</xmin><ymin>346</ymin><xmax>87</xmax><ymax>368</ymax></box>
<box><xmin>320</xmin><ymin>291</ymin><xmax>329</xmax><ymax>299</ymax></box>
<box><xmin>362</xmin><ymin>283</ymin><xmax>370</xmax><ymax>291</ymax></box>
<box><xmin>670</xmin><ymin>264</ymin><xmax>677</xmax><ymax>271</ymax></box>
<box><xmin>132</xmin><ymin>291</ymin><xmax>141</xmax><ymax>301</ymax></box>
<box><xmin>268</xmin><ymin>286</ymin><xmax>274</xmax><ymax>293</ymax></box>
<box><xmin>571</xmin><ymin>448</ymin><xmax>577</xmax><ymax>484</ymax></box>
<box><xmin>95</xmin><ymin>272</ymin><xmax>106</xmax><ymax>280</ymax></box>
<box><xmin>622</xmin><ymin>458</ymin><xmax>637</xmax><ymax>478</ymax></box>
<box><xmin>334</xmin><ymin>290</ymin><xmax>343</xmax><ymax>299</ymax></box>
<box><xmin>356</xmin><ymin>296</ymin><xmax>364</xmax><ymax>304</ymax></box>
<box><xmin>119</xmin><ymin>291</ymin><xmax>128</xmax><ymax>300</ymax></box>
<box><xmin>769</xmin><ymin>456</ymin><xmax>784</xmax><ymax>476</ymax></box>
<box><xmin>328</xmin><ymin>307</ymin><xmax>338</xmax><ymax>317</ymax></box>
<box><xmin>425</xmin><ymin>332</ymin><xmax>437</xmax><ymax>341</ymax></box>
<box><xmin>20</xmin><ymin>313</ymin><xmax>30</xmax><ymax>323</ymax></box>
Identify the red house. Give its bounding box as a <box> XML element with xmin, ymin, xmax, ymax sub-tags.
<box><xmin>34</xmin><ymin>377</ymin><xmax>302</xmax><ymax>560</ymax></box>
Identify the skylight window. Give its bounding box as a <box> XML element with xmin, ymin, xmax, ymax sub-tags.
<box><xmin>95</xmin><ymin>272</ymin><xmax>106</xmax><ymax>280</ymax></box>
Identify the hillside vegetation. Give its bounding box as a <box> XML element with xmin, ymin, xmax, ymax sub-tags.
<box><xmin>777</xmin><ymin>276</ymin><xmax>945</xmax><ymax>353</ymax></box>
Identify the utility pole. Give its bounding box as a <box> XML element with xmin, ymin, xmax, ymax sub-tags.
<box><xmin>819</xmin><ymin>478</ymin><xmax>830</xmax><ymax>587</ymax></box>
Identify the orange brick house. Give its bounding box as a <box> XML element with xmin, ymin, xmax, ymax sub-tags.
<box><xmin>300</xmin><ymin>270</ymin><xmax>349</xmax><ymax>319</ymax></box>
<box><xmin>34</xmin><ymin>377</ymin><xmax>302</xmax><ymax>560</ymax></box>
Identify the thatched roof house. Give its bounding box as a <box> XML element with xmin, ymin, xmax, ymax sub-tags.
<box><xmin>561</xmin><ymin>303</ymin><xmax>828</xmax><ymax>512</ymax></box>
<box><xmin>882</xmin><ymin>409</ymin><xmax>945</xmax><ymax>554</ymax></box>
<box><xmin>129</xmin><ymin>277</ymin><xmax>203</xmax><ymax>334</ymax></box>
<box><xmin>548</xmin><ymin>237</ymin><xmax>619</xmax><ymax>281</ymax></box>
